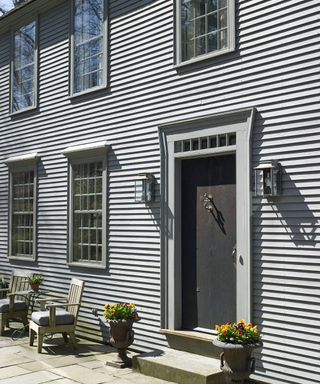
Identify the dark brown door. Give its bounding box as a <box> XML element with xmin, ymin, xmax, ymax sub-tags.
<box><xmin>181</xmin><ymin>154</ymin><xmax>236</xmax><ymax>330</ymax></box>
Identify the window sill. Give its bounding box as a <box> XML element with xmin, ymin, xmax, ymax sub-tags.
<box><xmin>67</xmin><ymin>261</ymin><xmax>106</xmax><ymax>270</ymax></box>
<box><xmin>174</xmin><ymin>47</ymin><xmax>235</xmax><ymax>69</ymax></box>
<box><xmin>9</xmin><ymin>105</ymin><xmax>38</xmax><ymax>117</ymax></box>
<box><xmin>9</xmin><ymin>256</ymin><xmax>36</xmax><ymax>262</ymax></box>
<box><xmin>69</xmin><ymin>84</ymin><xmax>107</xmax><ymax>100</ymax></box>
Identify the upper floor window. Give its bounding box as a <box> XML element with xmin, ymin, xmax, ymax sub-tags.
<box><xmin>5</xmin><ymin>153</ymin><xmax>39</xmax><ymax>261</ymax></box>
<box><xmin>71</xmin><ymin>0</ymin><xmax>107</xmax><ymax>95</ymax></box>
<box><xmin>11</xmin><ymin>21</ymin><xmax>37</xmax><ymax>113</ymax></box>
<box><xmin>176</xmin><ymin>0</ymin><xmax>235</xmax><ymax>65</ymax></box>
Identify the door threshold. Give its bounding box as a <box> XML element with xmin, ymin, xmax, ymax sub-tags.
<box><xmin>160</xmin><ymin>329</ymin><xmax>215</xmax><ymax>342</ymax></box>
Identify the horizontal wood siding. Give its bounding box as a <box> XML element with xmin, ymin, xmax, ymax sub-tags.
<box><xmin>0</xmin><ymin>0</ymin><xmax>319</xmax><ymax>382</ymax></box>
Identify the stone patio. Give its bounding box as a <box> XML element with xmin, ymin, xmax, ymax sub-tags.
<box><xmin>0</xmin><ymin>329</ymin><xmax>174</xmax><ymax>384</ymax></box>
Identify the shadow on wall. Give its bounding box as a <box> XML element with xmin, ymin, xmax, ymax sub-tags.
<box><xmin>252</xmin><ymin>162</ymin><xmax>319</xmax><ymax>380</ymax></box>
<box><xmin>253</xmin><ymin>165</ymin><xmax>318</xmax><ymax>248</ymax></box>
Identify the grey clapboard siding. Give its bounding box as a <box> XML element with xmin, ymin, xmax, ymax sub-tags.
<box><xmin>0</xmin><ymin>0</ymin><xmax>320</xmax><ymax>382</ymax></box>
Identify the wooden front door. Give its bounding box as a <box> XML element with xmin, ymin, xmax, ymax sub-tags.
<box><xmin>181</xmin><ymin>154</ymin><xmax>236</xmax><ymax>330</ymax></box>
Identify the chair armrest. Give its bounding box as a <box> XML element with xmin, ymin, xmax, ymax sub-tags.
<box><xmin>46</xmin><ymin>303</ymin><xmax>79</xmax><ymax>327</ymax></box>
<box><xmin>0</xmin><ymin>288</ymin><xmax>9</xmax><ymax>293</ymax></box>
<box><xmin>45</xmin><ymin>302</ymin><xmax>79</xmax><ymax>309</ymax></box>
<box><xmin>37</xmin><ymin>296</ymin><xmax>68</xmax><ymax>310</ymax></box>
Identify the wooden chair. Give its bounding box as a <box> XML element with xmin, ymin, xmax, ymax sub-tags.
<box><xmin>29</xmin><ymin>278</ymin><xmax>85</xmax><ymax>353</ymax></box>
<box><xmin>0</xmin><ymin>270</ymin><xmax>31</xmax><ymax>335</ymax></box>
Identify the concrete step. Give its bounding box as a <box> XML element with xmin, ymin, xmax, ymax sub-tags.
<box><xmin>133</xmin><ymin>348</ymin><xmax>225</xmax><ymax>384</ymax></box>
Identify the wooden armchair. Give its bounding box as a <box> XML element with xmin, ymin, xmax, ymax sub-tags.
<box><xmin>29</xmin><ymin>278</ymin><xmax>84</xmax><ymax>353</ymax></box>
<box><xmin>0</xmin><ymin>270</ymin><xmax>31</xmax><ymax>335</ymax></box>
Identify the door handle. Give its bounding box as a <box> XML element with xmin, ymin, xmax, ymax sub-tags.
<box><xmin>232</xmin><ymin>245</ymin><xmax>237</xmax><ymax>267</ymax></box>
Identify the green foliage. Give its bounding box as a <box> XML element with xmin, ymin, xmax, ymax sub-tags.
<box><xmin>27</xmin><ymin>274</ymin><xmax>44</xmax><ymax>285</ymax></box>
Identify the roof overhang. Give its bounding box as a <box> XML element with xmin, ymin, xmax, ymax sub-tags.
<box><xmin>0</xmin><ymin>0</ymin><xmax>66</xmax><ymax>35</ymax></box>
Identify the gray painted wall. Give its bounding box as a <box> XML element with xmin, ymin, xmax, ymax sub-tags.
<box><xmin>0</xmin><ymin>1</ymin><xmax>319</xmax><ymax>383</ymax></box>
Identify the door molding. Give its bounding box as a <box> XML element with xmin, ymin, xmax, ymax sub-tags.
<box><xmin>159</xmin><ymin>108</ymin><xmax>255</xmax><ymax>330</ymax></box>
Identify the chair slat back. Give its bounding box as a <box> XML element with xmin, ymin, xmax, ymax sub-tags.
<box><xmin>67</xmin><ymin>278</ymin><xmax>84</xmax><ymax>318</ymax></box>
<box><xmin>9</xmin><ymin>270</ymin><xmax>31</xmax><ymax>294</ymax></box>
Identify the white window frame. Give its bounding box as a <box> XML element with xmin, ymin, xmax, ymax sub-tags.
<box><xmin>63</xmin><ymin>142</ymin><xmax>109</xmax><ymax>268</ymax></box>
<box><xmin>175</xmin><ymin>0</ymin><xmax>235</xmax><ymax>66</ymax></box>
<box><xmin>5</xmin><ymin>153</ymin><xmax>39</xmax><ymax>261</ymax></box>
<box><xmin>10</xmin><ymin>19</ymin><xmax>38</xmax><ymax>115</ymax></box>
<box><xmin>70</xmin><ymin>0</ymin><xmax>108</xmax><ymax>97</ymax></box>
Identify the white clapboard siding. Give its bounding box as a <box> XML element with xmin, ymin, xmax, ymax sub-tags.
<box><xmin>0</xmin><ymin>0</ymin><xmax>319</xmax><ymax>382</ymax></box>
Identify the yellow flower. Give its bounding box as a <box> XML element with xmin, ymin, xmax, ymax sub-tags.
<box><xmin>215</xmin><ymin>325</ymin><xmax>220</xmax><ymax>331</ymax></box>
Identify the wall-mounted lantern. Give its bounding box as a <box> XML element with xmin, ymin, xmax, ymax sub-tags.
<box><xmin>135</xmin><ymin>173</ymin><xmax>155</xmax><ymax>204</ymax></box>
<box><xmin>254</xmin><ymin>161</ymin><xmax>281</xmax><ymax>197</ymax></box>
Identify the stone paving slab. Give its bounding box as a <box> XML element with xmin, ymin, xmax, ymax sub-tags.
<box><xmin>0</xmin><ymin>370</ymin><xmax>62</xmax><ymax>384</ymax></box>
<box><xmin>0</xmin><ymin>334</ymin><xmax>175</xmax><ymax>384</ymax></box>
<box><xmin>45</xmin><ymin>380</ymin><xmax>80</xmax><ymax>384</ymax></box>
<box><xmin>0</xmin><ymin>366</ymin><xmax>30</xmax><ymax>380</ymax></box>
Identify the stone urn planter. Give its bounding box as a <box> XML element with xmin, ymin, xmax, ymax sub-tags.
<box><xmin>214</xmin><ymin>320</ymin><xmax>262</xmax><ymax>383</ymax></box>
<box><xmin>108</xmin><ymin>318</ymin><xmax>136</xmax><ymax>368</ymax></box>
<box><xmin>213</xmin><ymin>339</ymin><xmax>262</xmax><ymax>383</ymax></box>
<box><xmin>103</xmin><ymin>303</ymin><xmax>140</xmax><ymax>368</ymax></box>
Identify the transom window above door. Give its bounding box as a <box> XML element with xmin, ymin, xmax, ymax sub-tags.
<box><xmin>71</xmin><ymin>0</ymin><xmax>107</xmax><ymax>95</ymax></box>
<box><xmin>176</xmin><ymin>0</ymin><xmax>235</xmax><ymax>64</ymax></box>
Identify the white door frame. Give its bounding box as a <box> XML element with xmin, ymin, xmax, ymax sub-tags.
<box><xmin>159</xmin><ymin>108</ymin><xmax>255</xmax><ymax>330</ymax></box>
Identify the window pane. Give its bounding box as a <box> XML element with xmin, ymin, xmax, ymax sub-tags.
<box><xmin>72</xmin><ymin>161</ymin><xmax>103</xmax><ymax>263</ymax></box>
<box><xmin>12</xmin><ymin>21</ymin><xmax>36</xmax><ymax>112</ymax></box>
<box><xmin>11</xmin><ymin>170</ymin><xmax>34</xmax><ymax>258</ymax></box>
<box><xmin>180</xmin><ymin>0</ymin><xmax>230</xmax><ymax>62</ymax></box>
<box><xmin>208</xmin><ymin>13</ymin><xmax>217</xmax><ymax>33</ymax></box>
<box><xmin>74</xmin><ymin>0</ymin><xmax>104</xmax><ymax>93</ymax></box>
<box><xmin>208</xmin><ymin>0</ymin><xmax>218</xmax><ymax>12</ymax></box>
<box><xmin>195</xmin><ymin>17</ymin><xmax>205</xmax><ymax>37</ymax></box>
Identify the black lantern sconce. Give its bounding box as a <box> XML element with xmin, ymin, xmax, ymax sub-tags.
<box><xmin>135</xmin><ymin>173</ymin><xmax>155</xmax><ymax>204</ymax></box>
<box><xmin>254</xmin><ymin>161</ymin><xmax>282</xmax><ymax>197</ymax></box>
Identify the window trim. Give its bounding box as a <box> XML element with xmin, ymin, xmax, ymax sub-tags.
<box><xmin>63</xmin><ymin>142</ymin><xmax>109</xmax><ymax>268</ymax></box>
<box><xmin>5</xmin><ymin>153</ymin><xmax>39</xmax><ymax>262</ymax></box>
<box><xmin>70</xmin><ymin>0</ymin><xmax>108</xmax><ymax>97</ymax></box>
<box><xmin>175</xmin><ymin>0</ymin><xmax>235</xmax><ymax>66</ymax></box>
<box><xmin>10</xmin><ymin>17</ymin><xmax>39</xmax><ymax>115</ymax></box>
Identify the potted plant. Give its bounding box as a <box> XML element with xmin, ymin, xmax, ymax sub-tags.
<box><xmin>103</xmin><ymin>303</ymin><xmax>139</xmax><ymax>368</ymax></box>
<box><xmin>27</xmin><ymin>275</ymin><xmax>44</xmax><ymax>292</ymax></box>
<box><xmin>213</xmin><ymin>320</ymin><xmax>262</xmax><ymax>383</ymax></box>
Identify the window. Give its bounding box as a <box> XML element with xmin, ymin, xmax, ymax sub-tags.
<box><xmin>72</xmin><ymin>161</ymin><xmax>104</xmax><ymax>263</ymax></box>
<box><xmin>176</xmin><ymin>0</ymin><xmax>235</xmax><ymax>64</ymax></box>
<box><xmin>63</xmin><ymin>142</ymin><xmax>109</xmax><ymax>267</ymax></box>
<box><xmin>71</xmin><ymin>0</ymin><xmax>106</xmax><ymax>95</ymax></box>
<box><xmin>11</xmin><ymin>20</ymin><xmax>37</xmax><ymax>113</ymax></box>
<box><xmin>5</xmin><ymin>153</ymin><xmax>38</xmax><ymax>261</ymax></box>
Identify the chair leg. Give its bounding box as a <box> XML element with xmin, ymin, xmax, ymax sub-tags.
<box><xmin>69</xmin><ymin>332</ymin><xmax>77</xmax><ymax>349</ymax></box>
<box><xmin>62</xmin><ymin>332</ymin><xmax>69</xmax><ymax>343</ymax></box>
<box><xmin>37</xmin><ymin>332</ymin><xmax>44</xmax><ymax>353</ymax></box>
<box><xmin>22</xmin><ymin>315</ymin><xmax>28</xmax><ymax>327</ymax></box>
<box><xmin>0</xmin><ymin>318</ymin><xmax>4</xmax><ymax>336</ymax></box>
<box><xmin>29</xmin><ymin>328</ymin><xmax>35</xmax><ymax>346</ymax></box>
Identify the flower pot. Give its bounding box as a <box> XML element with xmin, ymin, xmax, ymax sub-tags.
<box><xmin>107</xmin><ymin>319</ymin><xmax>135</xmax><ymax>368</ymax></box>
<box><xmin>30</xmin><ymin>283</ymin><xmax>40</xmax><ymax>292</ymax></box>
<box><xmin>213</xmin><ymin>339</ymin><xmax>262</xmax><ymax>383</ymax></box>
